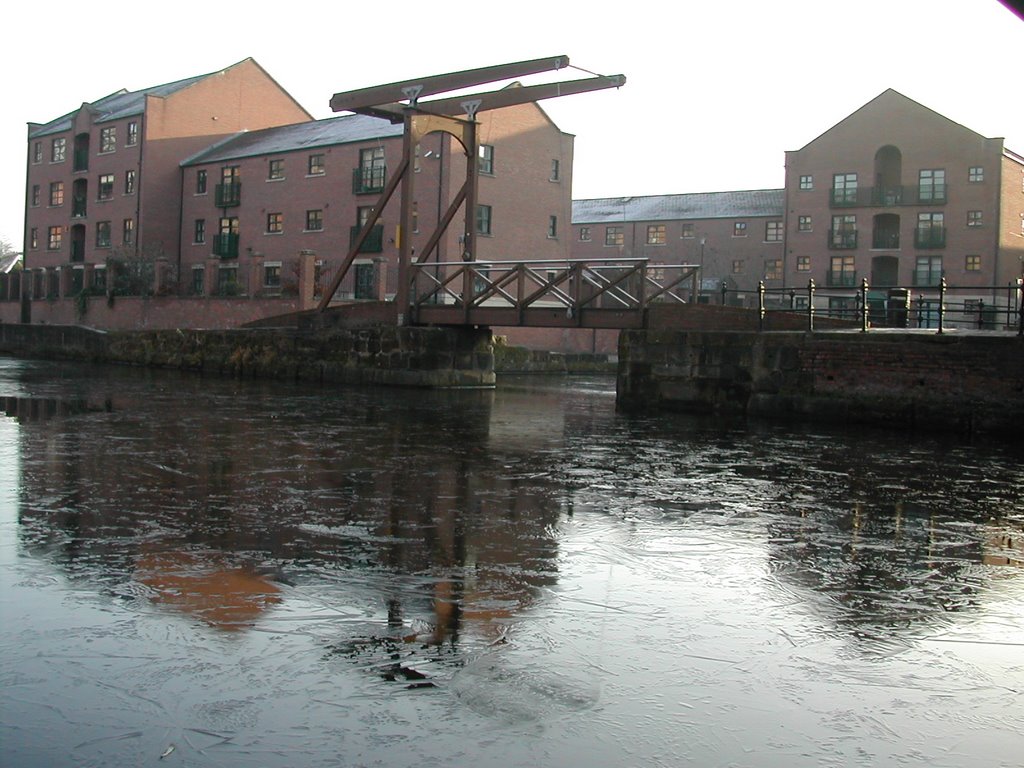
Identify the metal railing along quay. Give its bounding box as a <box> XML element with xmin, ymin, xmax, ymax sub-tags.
<box><xmin>750</xmin><ymin>278</ymin><xmax>1024</xmax><ymax>335</ymax></box>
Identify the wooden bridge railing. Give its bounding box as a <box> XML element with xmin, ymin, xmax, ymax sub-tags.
<box><xmin>409</xmin><ymin>258</ymin><xmax>699</xmax><ymax>329</ymax></box>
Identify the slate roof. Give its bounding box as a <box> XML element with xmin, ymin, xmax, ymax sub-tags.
<box><xmin>28</xmin><ymin>72</ymin><xmax>214</xmax><ymax>139</ymax></box>
<box><xmin>572</xmin><ymin>189</ymin><xmax>784</xmax><ymax>224</ymax></box>
<box><xmin>180</xmin><ymin>114</ymin><xmax>404</xmax><ymax>166</ymax></box>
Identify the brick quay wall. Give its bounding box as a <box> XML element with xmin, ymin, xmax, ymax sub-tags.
<box><xmin>617</xmin><ymin>329</ymin><xmax>1024</xmax><ymax>438</ymax></box>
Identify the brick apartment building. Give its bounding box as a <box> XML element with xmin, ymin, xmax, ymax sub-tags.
<box><xmin>784</xmin><ymin>89</ymin><xmax>1024</xmax><ymax>326</ymax></box>
<box><xmin>570</xmin><ymin>189</ymin><xmax>785</xmax><ymax>306</ymax></box>
<box><xmin>7</xmin><ymin>59</ymin><xmax>574</xmax><ymax>336</ymax></box>
<box><xmin>571</xmin><ymin>89</ymin><xmax>1024</xmax><ymax>330</ymax></box>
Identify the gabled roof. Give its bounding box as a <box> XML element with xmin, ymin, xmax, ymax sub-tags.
<box><xmin>572</xmin><ymin>189</ymin><xmax>784</xmax><ymax>224</ymax></box>
<box><xmin>26</xmin><ymin>58</ymin><xmax>292</xmax><ymax>139</ymax></box>
<box><xmin>180</xmin><ymin>114</ymin><xmax>405</xmax><ymax>166</ymax></box>
<box><xmin>790</xmin><ymin>88</ymin><xmax>997</xmax><ymax>153</ymax></box>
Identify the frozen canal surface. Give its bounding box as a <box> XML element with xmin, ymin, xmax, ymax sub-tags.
<box><xmin>1</xmin><ymin>357</ymin><xmax>1022</xmax><ymax>767</ymax></box>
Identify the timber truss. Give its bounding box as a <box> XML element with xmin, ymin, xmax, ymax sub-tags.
<box><xmin>317</xmin><ymin>55</ymin><xmax>627</xmax><ymax>325</ymax></box>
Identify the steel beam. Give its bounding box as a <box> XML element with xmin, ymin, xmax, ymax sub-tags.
<box><xmin>330</xmin><ymin>55</ymin><xmax>570</xmax><ymax>113</ymax></box>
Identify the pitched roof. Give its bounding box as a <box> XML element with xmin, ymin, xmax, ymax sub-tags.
<box><xmin>572</xmin><ymin>189</ymin><xmax>784</xmax><ymax>224</ymax></box>
<box><xmin>28</xmin><ymin>71</ymin><xmax>217</xmax><ymax>138</ymax></box>
<box><xmin>180</xmin><ymin>114</ymin><xmax>404</xmax><ymax>165</ymax></box>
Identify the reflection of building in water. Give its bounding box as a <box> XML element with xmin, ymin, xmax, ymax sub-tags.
<box><xmin>767</xmin><ymin>499</ymin><xmax>1023</xmax><ymax>638</ymax></box>
<box><xmin>134</xmin><ymin>550</ymin><xmax>282</xmax><ymax>630</ymax></box>
<box><xmin>15</xmin><ymin>369</ymin><xmax>563</xmax><ymax>639</ymax></box>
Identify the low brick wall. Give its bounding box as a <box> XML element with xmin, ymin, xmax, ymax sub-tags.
<box><xmin>618</xmin><ymin>328</ymin><xmax>1024</xmax><ymax>437</ymax></box>
<box><xmin>0</xmin><ymin>323</ymin><xmax>494</xmax><ymax>388</ymax></box>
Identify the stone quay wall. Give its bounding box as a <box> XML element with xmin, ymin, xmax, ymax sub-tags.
<box><xmin>617</xmin><ymin>329</ymin><xmax>1024</xmax><ymax>437</ymax></box>
<box><xmin>0</xmin><ymin>323</ymin><xmax>495</xmax><ymax>389</ymax></box>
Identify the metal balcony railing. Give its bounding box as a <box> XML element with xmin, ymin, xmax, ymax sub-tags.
<box><xmin>215</xmin><ymin>182</ymin><xmax>242</xmax><ymax>207</ymax></box>
<box><xmin>871</xmin><ymin>232</ymin><xmax>900</xmax><ymax>249</ymax></box>
<box><xmin>212</xmin><ymin>233</ymin><xmax>239</xmax><ymax>258</ymax></box>
<box><xmin>828</xmin><ymin>229</ymin><xmax>858</xmax><ymax>249</ymax></box>
<box><xmin>349</xmin><ymin>224</ymin><xmax>384</xmax><ymax>253</ymax></box>
<box><xmin>827</xmin><ymin>270</ymin><xmax>857</xmax><ymax>287</ymax></box>
<box><xmin>352</xmin><ymin>166</ymin><xmax>386</xmax><ymax>195</ymax></box>
<box><xmin>914</xmin><ymin>227</ymin><xmax>946</xmax><ymax>249</ymax></box>
<box><xmin>73</xmin><ymin>150</ymin><xmax>89</xmax><ymax>173</ymax></box>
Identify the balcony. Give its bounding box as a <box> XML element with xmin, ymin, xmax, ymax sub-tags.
<box><xmin>871</xmin><ymin>232</ymin><xmax>900</xmax><ymax>249</ymax></box>
<box><xmin>352</xmin><ymin>166</ymin><xmax>386</xmax><ymax>195</ymax></box>
<box><xmin>915</xmin><ymin>185</ymin><xmax>947</xmax><ymax>205</ymax></box>
<box><xmin>349</xmin><ymin>224</ymin><xmax>384</xmax><ymax>253</ymax></box>
<box><xmin>914</xmin><ymin>227</ymin><xmax>946</xmax><ymax>249</ymax></box>
<box><xmin>870</xmin><ymin>186</ymin><xmax>904</xmax><ymax>206</ymax></box>
<box><xmin>70</xmin><ymin>241</ymin><xmax>85</xmax><ymax>263</ymax></box>
<box><xmin>913</xmin><ymin>269</ymin><xmax>943</xmax><ymax>288</ymax></box>
<box><xmin>828</xmin><ymin>229</ymin><xmax>858</xmax><ymax>249</ymax></box>
<box><xmin>215</xmin><ymin>182</ymin><xmax>242</xmax><ymax>207</ymax></box>
<box><xmin>73</xmin><ymin>149</ymin><xmax>89</xmax><ymax>173</ymax></box>
<box><xmin>72</xmin><ymin>196</ymin><xmax>87</xmax><ymax>218</ymax></box>
<box><xmin>829</xmin><ymin>188</ymin><xmax>863</xmax><ymax>207</ymax></box>
<box><xmin>827</xmin><ymin>270</ymin><xmax>857</xmax><ymax>287</ymax></box>
<box><xmin>212</xmin><ymin>233</ymin><xmax>239</xmax><ymax>258</ymax></box>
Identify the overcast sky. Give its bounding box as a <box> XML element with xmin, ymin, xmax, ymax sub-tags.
<box><xmin>3</xmin><ymin>0</ymin><xmax>1021</xmax><ymax>248</ymax></box>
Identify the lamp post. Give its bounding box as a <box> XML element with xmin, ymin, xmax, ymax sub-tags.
<box><xmin>699</xmin><ymin>236</ymin><xmax>706</xmax><ymax>303</ymax></box>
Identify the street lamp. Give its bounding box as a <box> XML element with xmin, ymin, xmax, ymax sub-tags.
<box><xmin>699</xmin><ymin>236</ymin><xmax>707</xmax><ymax>303</ymax></box>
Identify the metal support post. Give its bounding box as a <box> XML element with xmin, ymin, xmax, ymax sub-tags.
<box><xmin>859</xmin><ymin>278</ymin><xmax>869</xmax><ymax>332</ymax></box>
<box><xmin>807</xmin><ymin>279</ymin><xmax>815</xmax><ymax>332</ymax></box>
<box><xmin>757</xmin><ymin>281</ymin><xmax>765</xmax><ymax>331</ymax></box>
<box><xmin>937</xmin><ymin>277</ymin><xmax>946</xmax><ymax>334</ymax></box>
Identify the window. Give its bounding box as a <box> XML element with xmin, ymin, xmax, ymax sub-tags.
<box><xmin>49</xmin><ymin>181</ymin><xmax>64</xmax><ymax>206</ymax></box>
<box><xmin>732</xmin><ymin>259</ymin><xmax>744</xmax><ymax>273</ymax></box>
<box><xmin>122</xmin><ymin>218</ymin><xmax>134</xmax><ymax>246</ymax></box>
<box><xmin>124</xmin><ymin>169</ymin><xmax>136</xmax><ymax>195</ymax></box>
<box><xmin>916</xmin><ymin>212</ymin><xmax>945</xmax><ymax>248</ymax></box>
<box><xmin>264</xmin><ymin>262</ymin><xmax>282</xmax><ymax>290</ymax></box>
<box><xmin>196</xmin><ymin>169</ymin><xmax>207</xmax><ymax>194</ymax></box>
<box><xmin>968</xmin><ymin>166</ymin><xmax>984</xmax><ymax>183</ymax></box>
<box><xmin>357</xmin><ymin>148</ymin><xmax>383</xmax><ymax>189</ymax></box>
<box><xmin>605</xmin><ymin>226</ymin><xmax>624</xmax><ymax>246</ymax></box>
<box><xmin>579</xmin><ymin>226</ymin><xmax>591</xmax><ymax>242</ymax></box>
<box><xmin>126</xmin><ymin>121</ymin><xmax>138</xmax><ymax>146</ymax></box>
<box><xmin>51</xmin><ymin>137</ymin><xmax>66</xmax><ymax>162</ymax></box>
<box><xmin>764</xmin><ymin>258</ymin><xmax>782</xmax><ymax>280</ymax></box>
<box><xmin>48</xmin><ymin>226</ymin><xmax>62</xmax><ymax>250</ymax></box>
<box><xmin>918</xmin><ymin>169</ymin><xmax>946</xmax><ymax>202</ymax></box>
<box><xmin>33</xmin><ymin>141</ymin><xmax>42</xmax><ymax>163</ymax></box>
<box><xmin>31</xmin><ymin>185</ymin><xmax>40</xmax><ymax>206</ymax></box>
<box><xmin>914</xmin><ymin>255</ymin><xmax>943</xmax><ymax>286</ymax></box>
<box><xmin>832</xmin><ymin>172</ymin><xmax>858</xmax><ymax>204</ymax></box>
<box><xmin>217</xmin><ymin>266</ymin><xmax>239</xmax><ymax>295</ymax></box>
<box><xmin>799</xmin><ymin>175</ymin><xmax>813</xmax><ymax>190</ymax></box>
<box><xmin>194</xmin><ymin>219</ymin><xmax>206</xmax><ymax>244</ymax></box>
<box><xmin>796</xmin><ymin>255</ymin><xmax>811</xmax><ymax>271</ymax></box>
<box><xmin>355</xmin><ymin>263</ymin><xmax>375</xmax><ymax>299</ymax></box>
<box><xmin>476</xmin><ymin>204</ymin><xmax>492</xmax><ymax>236</ymax></box>
<box><xmin>306</xmin><ymin>209</ymin><xmax>323</xmax><ymax>231</ymax></box>
<box><xmin>268</xmin><ymin>159</ymin><xmax>284</xmax><ymax>180</ymax></box>
<box><xmin>965</xmin><ymin>254</ymin><xmax>981</xmax><ymax>271</ymax></box>
<box><xmin>681</xmin><ymin>222</ymin><xmax>695</xmax><ymax>238</ymax></box>
<box><xmin>829</xmin><ymin>254</ymin><xmax>855</xmax><ymax>286</ymax></box>
<box><xmin>733</xmin><ymin>221</ymin><xmax>747</xmax><ymax>237</ymax></box>
<box><xmin>191</xmin><ymin>266</ymin><xmax>205</xmax><ymax>295</ymax></box>
<box><xmin>30</xmin><ymin>227</ymin><xmax>39</xmax><ymax>249</ymax></box>
<box><xmin>100</xmin><ymin>126</ymin><xmax>116</xmax><ymax>153</ymax></box>
<box><xmin>98</xmin><ymin>174</ymin><xmax>114</xmax><ymax>200</ymax></box>
<box><xmin>92</xmin><ymin>266</ymin><xmax>107</xmax><ymax>291</ymax></box>
<box><xmin>798</xmin><ymin>215</ymin><xmax>812</xmax><ymax>232</ymax></box>
<box><xmin>765</xmin><ymin>221</ymin><xmax>783</xmax><ymax>242</ymax></box>
<box><xmin>967</xmin><ymin>210</ymin><xmax>983</xmax><ymax>227</ymax></box>
<box><xmin>266</xmin><ymin>212</ymin><xmax>283</xmax><ymax>234</ymax></box>
<box><xmin>550</xmin><ymin>158</ymin><xmax>560</xmax><ymax>181</ymax></box>
<box><xmin>830</xmin><ymin>214</ymin><xmax>857</xmax><ymax>248</ymax></box>
<box><xmin>308</xmin><ymin>153</ymin><xmax>325</xmax><ymax>175</ymax></box>
<box><xmin>647</xmin><ymin>224</ymin><xmax>666</xmax><ymax>245</ymax></box>
<box><xmin>479</xmin><ymin>144</ymin><xmax>494</xmax><ymax>175</ymax></box>
<box><xmin>96</xmin><ymin>221</ymin><xmax>111</xmax><ymax>248</ymax></box>
<box><xmin>548</xmin><ymin>216</ymin><xmax>558</xmax><ymax>239</ymax></box>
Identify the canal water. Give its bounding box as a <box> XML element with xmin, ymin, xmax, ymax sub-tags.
<box><xmin>0</xmin><ymin>356</ymin><xmax>1021</xmax><ymax>768</ymax></box>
